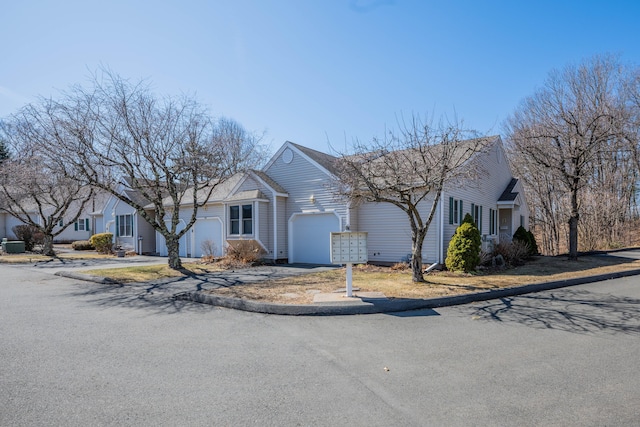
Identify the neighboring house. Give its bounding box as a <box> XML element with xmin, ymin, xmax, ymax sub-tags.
<box><xmin>97</xmin><ymin>181</ymin><xmax>157</xmax><ymax>254</ymax></box>
<box><xmin>0</xmin><ymin>190</ymin><xmax>110</xmax><ymax>243</ymax></box>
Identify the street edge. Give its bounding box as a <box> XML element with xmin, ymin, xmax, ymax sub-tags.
<box><xmin>175</xmin><ymin>268</ymin><xmax>640</xmax><ymax>315</ymax></box>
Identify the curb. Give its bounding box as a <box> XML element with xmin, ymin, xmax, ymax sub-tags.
<box><xmin>175</xmin><ymin>268</ymin><xmax>640</xmax><ymax>316</ymax></box>
<box><xmin>54</xmin><ymin>271</ymin><xmax>121</xmax><ymax>285</ymax></box>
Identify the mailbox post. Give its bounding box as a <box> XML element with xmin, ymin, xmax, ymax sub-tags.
<box><xmin>330</xmin><ymin>232</ymin><xmax>368</xmax><ymax>297</ymax></box>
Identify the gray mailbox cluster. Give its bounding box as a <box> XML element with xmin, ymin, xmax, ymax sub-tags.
<box><xmin>330</xmin><ymin>232</ymin><xmax>368</xmax><ymax>264</ymax></box>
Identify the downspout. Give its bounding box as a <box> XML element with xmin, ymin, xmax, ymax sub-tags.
<box><xmin>345</xmin><ymin>200</ymin><xmax>351</xmax><ymax>231</ymax></box>
<box><xmin>439</xmin><ymin>195</ymin><xmax>444</xmax><ymax>264</ymax></box>
<box><xmin>273</xmin><ymin>196</ymin><xmax>278</xmax><ymax>261</ymax></box>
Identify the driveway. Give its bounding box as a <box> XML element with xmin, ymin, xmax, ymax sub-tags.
<box><xmin>1</xmin><ymin>262</ymin><xmax>639</xmax><ymax>426</ymax></box>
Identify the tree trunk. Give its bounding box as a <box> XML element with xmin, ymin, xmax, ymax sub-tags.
<box><xmin>42</xmin><ymin>234</ymin><xmax>55</xmax><ymax>256</ymax></box>
<box><xmin>165</xmin><ymin>236</ymin><xmax>183</xmax><ymax>270</ymax></box>
<box><xmin>568</xmin><ymin>187</ymin><xmax>579</xmax><ymax>260</ymax></box>
<box><xmin>410</xmin><ymin>230</ymin><xmax>427</xmax><ymax>282</ymax></box>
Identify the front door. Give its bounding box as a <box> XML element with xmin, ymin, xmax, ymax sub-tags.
<box><xmin>498</xmin><ymin>209</ymin><xmax>512</xmax><ymax>242</ymax></box>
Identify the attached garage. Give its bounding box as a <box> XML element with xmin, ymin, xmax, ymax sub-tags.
<box><xmin>193</xmin><ymin>218</ymin><xmax>223</xmax><ymax>257</ymax></box>
<box><xmin>157</xmin><ymin>220</ymin><xmax>189</xmax><ymax>257</ymax></box>
<box><xmin>289</xmin><ymin>212</ymin><xmax>340</xmax><ymax>264</ymax></box>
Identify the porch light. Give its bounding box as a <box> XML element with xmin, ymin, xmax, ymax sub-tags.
<box><xmin>309</xmin><ymin>195</ymin><xmax>315</xmax><ymax>204</ymax></box>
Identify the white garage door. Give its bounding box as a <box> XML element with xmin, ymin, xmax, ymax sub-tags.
<box><xmin>157</xmin><ymin>220</ymin><xmax>188</xmax><ymax>257</ymax></box>
<box><xmin>193</xmin><ymin>218</ymin><xmax>223</xmax><ymax>257</ymax></box>
<box><xmin>290</xmin><ymin>213</ymin><xmax>340</xmax><ymax>264</ymax></box>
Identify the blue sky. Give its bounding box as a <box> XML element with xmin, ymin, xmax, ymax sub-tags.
<box><xmin>2</xmin><ymin>0</ymin><xmax>639</xmax><ymax>154</ymax></box>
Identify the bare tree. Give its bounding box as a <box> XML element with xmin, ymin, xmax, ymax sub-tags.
<box><xmin>42</xmin><ymin>70</ymin><xmax>263</xmax><ymax>269</ymax></box>
<box><xmin>0</xmin><ymin>119</ymin><xmax>94</xmax><ymax>255</ymax></box>
<box><xmin>333</xmin><ymin>116</ymin><xmax>485</xmax><ymax>282</ymax></box>
<box><xmin>505</xmin><ymin>55</ymin><xmax>628</xmax><ymax>260</ymax></box>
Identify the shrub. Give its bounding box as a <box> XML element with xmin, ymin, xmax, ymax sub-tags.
<box><xmin>200</xmin><ymin>239</ymin><xmax>217</xmax><ymax>257</ymax></box>
<box><xmin>526</xmin><ymin>230</ymin><xmax>539</xmax><ymax>255</ymax></box>
<box><xmin>12</xmin><ymin>225</ymin><xmax>43</xmax><ymax>252</ymax></box>
<box><xmin>72</xmin><ymin>240</ymin><xmax>95</xmax><ymax>251</ymax></box>
<box><xmin>478</xmin><ymin>249</ymin><xmax>494</xmax><ymax>267</ymax></box>
<box><xmin>493</xmin><ymin>240</ymin><xmax>530</xmax><ymax>266</ymax></box>
<box><xmin>90</xmin><ymin>233</ymin><xmax>114</xmax><ymax>254</ymax></box>
<box><xmin>446</xmin><ymin>221</ymin><xmax>482</xmax><ymax>272</ymax></box>
<box><xmin>513</xmin><ymin>226</ymin><xmax>539</xmax><ymax>256</ymax></box>
<box><xmin>462</xmin><ymin>212</ymin><xmax>475</xmax><ymax>225</ymax></box>
<box><xmin>226</xmin><ymin>240</ymin><xmax>267</xmax><ymax>264</ymax></box>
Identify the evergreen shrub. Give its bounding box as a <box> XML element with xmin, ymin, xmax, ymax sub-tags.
<box><xmin>90</xmin><ymin>233</ymin><xmax>114</xmax><ymax>254</ymax></box>
<box><xmin>445</xmin><ymin>221</ymin><xmax>482</xmax><ymax>272</ymax></box>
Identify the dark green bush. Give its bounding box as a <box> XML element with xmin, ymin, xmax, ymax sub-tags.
<box><xmin>513</xmin><ymin>226</ymin><xmax>538</xmax><ymax>256</ymax></box>
<box><xmin>462</xmin><ymin>212</ymin><xmax>475</xmax><ymax>225</ymax></box>
<box><xmin>72</xmin><ymin>240</ymin><xmax>95</xmax><ymax>251</ymax></box>
<box><xmin>446</xmin><ymin>221</ymin><xmax>482</xmax><ymax>272</ymax></box>
<box><xmin>90</xmin><ymin>233</ymin><xmax>113</xmax><ymax>254</ymax></box>
<box><xmin>526</xmin><ymin>230</ymin><xmax>539</xmax><ymax>255</ymax></box>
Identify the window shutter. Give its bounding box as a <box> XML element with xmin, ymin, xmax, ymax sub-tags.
<box><xmin>449</xmin><ymin>197</ymin><xmax>453</xmax><ymax>224</ymax></box>
<box><xmin>471</xmin><ymin>203</ymin><xmax>475</xmax><ymax>225</ymax></box>
<box><xmin>479</xmin><ymin>206</ymin><xmax>483</xmax><ymax>233</ymax></box>
<box><xmin>459</xmin><ymin>201</ymin><xmax>463</xmax><ymax>224</ymax></box>
<box><xmin>74</xmin><ymin>221</ymin><xmax>78</xmax><ymax>231</ymax></box>
<box><xmin>115</xmin><ymin>216</ymin><xmax>120</xmax><ymax>237</ymax></box>
<box><xmin>85</xmin><ymin>218</ymin><xmax>90</xmax><ymax>232</ymax></box>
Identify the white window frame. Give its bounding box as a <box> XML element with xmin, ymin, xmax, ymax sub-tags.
<box><xmin>117</xmin><ymin>214</ymin><xmax>133</xmax><ymax>237</ymax></box>
<box><xmin>229</xmin><ymin>203</ymin><xmax>253</xmax><ymax>236</ymax></box>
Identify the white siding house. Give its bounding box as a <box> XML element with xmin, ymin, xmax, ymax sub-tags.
<box><xmin>1</xmin><ymin>136</ymin><xmax>529</xmax><ymax>264</ymax></box>
<box><xmin>257</xmin><ymin>136</ymin><xmax>529</xmax><ymax>265</ymax></box>
<box><xmin>165</xmin><ymin>136</ymin><xmax>529</xmax><ymax>266</ymax></box>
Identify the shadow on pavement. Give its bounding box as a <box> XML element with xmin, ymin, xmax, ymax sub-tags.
<box><xmin>468</xmin><ymin>288</ymin><xmax>640</xmax><ymax>336</ymax></box>
<box><xmin>385</xmin><ymin>308</ymin><xmax>440</xmax><ymax>318</ymax></box>
<box><xmin>63</xmin><ymin>281</ymin><xmax>219</xmax><ymax>315</ymax></box>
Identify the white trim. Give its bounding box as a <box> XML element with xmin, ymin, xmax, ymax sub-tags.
<box><xmin>439</xmin><ymin>196</ymin><xmax>444</xmax><ymax>264</ymax></box>
<box><xmin>273</xmin><ymin>198</ymin><xmax>278</xmax><ymax>259</ymax></box>
<box><xmin>249</xmin><ymin>171</ymin><xmax>288</xmax><ymax>197</ymax></box>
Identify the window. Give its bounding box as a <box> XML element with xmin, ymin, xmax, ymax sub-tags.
<box><xmin>229</xmin><ymin>204</ymin><xmax>253</xmax><ymax>235</ymax></box>
<box><xmin>58</xmin><ymin>219</ymin><xmax>64</xmax><ymax>227</ymax></box>
<box><xmin>117</xmin><ymin>214</ymin><xmax>133</xmax><ymax>237</ymax></box>
<box><xmin>472</xmin><ymin>204</ymin><xmax>483</xmax><ymax>233</ymax></box>
<box><xmin>74</xmin><ymin>218</ymin><xmax>89</xmax><ymax>232</ymax></box>
<box><xmin>453</xmin><ymin>200</ymin><xmax>459</xmax><ymax>225</ymax></box>
<box><xmin>489</xmin><ymin>209</ymin><xmax>497</xmax><ymax>235</ymax></box>
<box><xmin>449</xmin><ymin>198</ymin><xmax>464</xmax><ymax>225</ymax></box>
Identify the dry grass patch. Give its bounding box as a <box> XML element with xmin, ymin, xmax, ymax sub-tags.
<box><xmin>209</xmin><ymin>255</ymin><xmax>640</xmax><ymax>304</ymax></box>
<box><xmin>84</xmin><ymin>262</ymin><xmax>229</xmax><ymax>283</ymax></box>
<box><xmin>0</xmin><ymin>252</ymin><xmax>117</xmax><ymax>263</ymax></box>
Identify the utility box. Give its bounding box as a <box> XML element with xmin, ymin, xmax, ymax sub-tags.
<box><xmin>2</xmin><ymin>241</ymin><xmax>26</xmax><ymax>254</ymax></box>
<box><xmin>330</xmin><ymin>232</ymin><xmax>368</xmax><ymax>264</ymax></box>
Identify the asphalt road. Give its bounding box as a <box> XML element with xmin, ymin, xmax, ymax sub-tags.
<box><xmin>1</xmin><ymin>263</ymin><xmax>639</xmax><ymax>426</ymax></box>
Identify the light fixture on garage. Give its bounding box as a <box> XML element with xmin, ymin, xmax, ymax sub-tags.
<box><xmin>309</xmin><ymin>195</ymin><xmax>315</xmax><ymax>204</ymax></box>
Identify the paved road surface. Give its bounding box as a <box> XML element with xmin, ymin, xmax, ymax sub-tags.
<box><xmin>1</xmin><ymin>262</ymin><xmax>639</xmax><ymax>426</ymax></box>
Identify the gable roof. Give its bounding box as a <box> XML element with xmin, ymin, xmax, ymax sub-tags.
<box><xmin>288</xmin><ymin>142</ymin><xmax>339</xmax><ymax>175</ymax></box>
<box><xmin>250</xmin><ymin>170</ymin><xmax>288</xmax><ymax>195</ymax></box>
<box><xmin>498</xmin><ymin>178</ymin><xmax>519</xmax><ymax>202</ymax></box>
<box><xmin>148</xmin><ymin>173</ymin><xmax>245</xmax><ymax>208</ymax></box>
